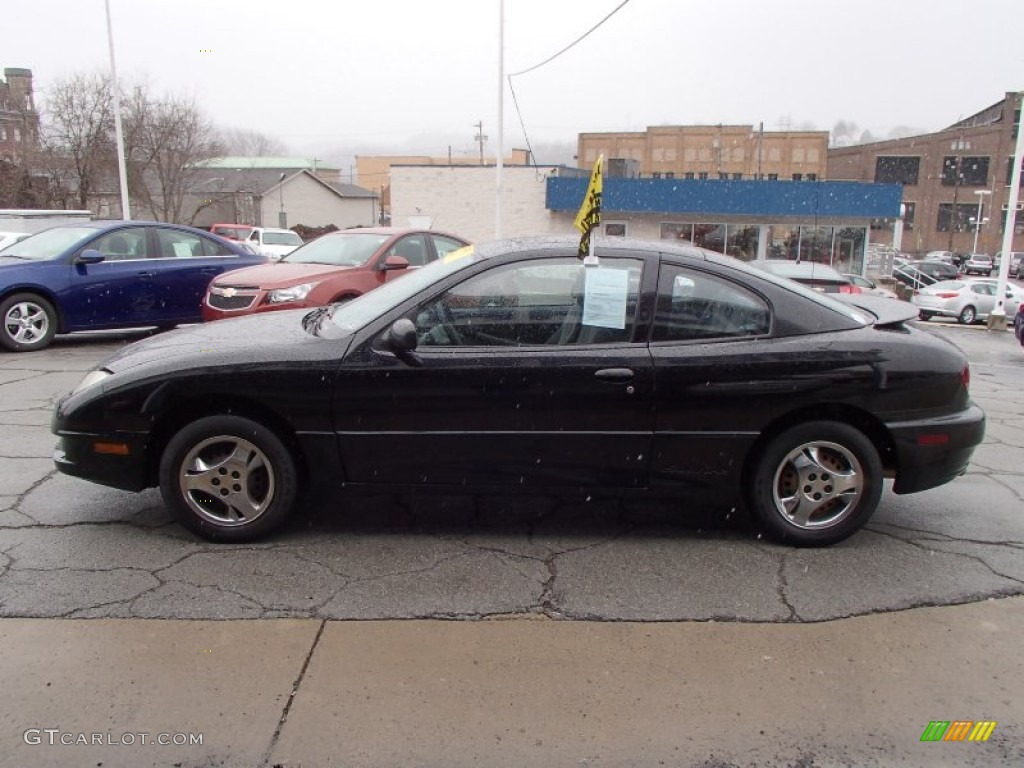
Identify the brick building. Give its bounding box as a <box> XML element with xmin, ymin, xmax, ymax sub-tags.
<box><xmin>827</xmin><ymin>91</ymin><xmax>1023</xmax><ymax>257</ymax></box>
<box><xmin>577</xmin><ymin>125</ymin><xmax>830</xmax><ymax>182</ymax></box>
<box><xmin>0</xmin><ymin>68</ymin><xmax>39</xmax><ymax>163</ymax></box>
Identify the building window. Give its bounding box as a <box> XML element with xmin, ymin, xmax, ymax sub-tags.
<box><xmin>732</xmin><ymin>173</ymin><xmax>742</xmax><ymax>180</ymax></box>
<box><xmin>874</xmin><ymin>156</ymin><xmax>920</xmax><ymax>185</ymax></box>
<box><xmin>605</xmin><ymin>222</ymin><xmax>626</xmax><ymax>237</ymax></box>
<box><xmin>718</xmin><ymin>172</ymin><xmax>728</xmax><ymax>180</ymax></box>
<box><xmin>661</xmin><ymin>223</ymin><xmax>693</xmax><ymax>241</ymax></box>
<box><xmin>807</xmin><ymin>148</ymin><xmax>820</xmax><ymax>163</ymax></box>
<box><xmin>807</xmin><ymin>173</ymin><xmax>818</xmax><ymax>181</ymax></box>
<box><xmin>652</xmin><ymin>172</ymin><xmax>662</xmax><ymax>179</ymax></box>
<box><xmin>792</xmin><ymin>173</ymin><xmax>803</xmax><ymax>181</ymax></box>
<box><xmin>903</xmin><ymin>201</ymin><xmax>916</xmax><ymax>231</ymax></box>
<box><xmin>665</xmin><ymin>172</ymin><xmax>675</xmax><ymax>179</ymax></box>
<box><xmin>942</xmin><ymin>156</ymin><xmax>989</xmax><ymax>187</ymax></box>
<box><xmin>0</xmin><ymin>125</ymin><xmax>6</xmax><ymax>141</ymax></box>
<box><xmin>13</xmin><ymin>127</ymin><xmax>20</xmax><ymax>142</ymax></box>
<box><xmin>767</xmin><ymin>173</ymin><xmax>778</xmax><ymax>181</ymax></box>
<box><xmin>684</xmin><ymin>172</ymin><xmax>694</xmax><ymax>180</ymax></box>
<box><xmin>1006</xmin><ymin>156</ymin><xmax>1024</xmax><ymax>186</ymax></box>
<box><xmin>937</xmin><ymin>203</ymin><xmax>978</xmax><ymax>232</ymax></box>
<box><xmin>698</xmin><ymin>172</ymin><xmax>709</xmax><ymax>180</ymax></box>
<box><xmin>999</xmin><ymin>209</ymin><xmax>1024</xmax><ymax>234</ymax></box>
<box><xmin>693</xmin><ymin>224</ymin><xmax>724</xmax><ymax>252</ymax></box>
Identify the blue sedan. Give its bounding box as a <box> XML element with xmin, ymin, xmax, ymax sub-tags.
<box><xmin>0</xmin><ymin>221</ymin><xmax>265</xmax><ymax>351</ymax></box>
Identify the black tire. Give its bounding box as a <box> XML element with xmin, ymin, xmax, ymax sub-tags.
<box><xmin>747</xmin><ymin>421</ymin><xmax>883</xmax><ymax>546</ymax></box>
<box><xmin>159</xmin><ymin>415</ymin><xmax>298</xmax><ymax>542</ymax></box>
<box><xmin>917</xmin><ymin>311</ymin><xmax>932</xmax><ymax>321</ymax></box>
<box><xmin>0</xmin><ymin>292</ymin><xmax>57</xmax><ymax>352</ymax></box>
<box><xmin>958</xmin><ymin>305</ymin><xmax>976</xmax><ymax>325</ymax></box>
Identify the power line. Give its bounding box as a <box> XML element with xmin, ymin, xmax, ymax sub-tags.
<box><xmin>509</xmin><ymin>0</ymin><xmax>632</xmax><ymax>77</ymax></box>
<box><xmin>506</xmin><ymin>0</ymin><xmax>633</xmax><ymax>164</ymax></box>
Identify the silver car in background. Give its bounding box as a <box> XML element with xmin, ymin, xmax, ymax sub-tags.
<box><xmin>913</xmin><ymin>279</ymin><xmax>1023</xmax><ymax>324</ymax></box>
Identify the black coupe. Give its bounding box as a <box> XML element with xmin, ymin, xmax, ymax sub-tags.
<box><xmin>53</xmin><ymin>237</ymin><xmax>985</xmax><ymax>546</ymax></box>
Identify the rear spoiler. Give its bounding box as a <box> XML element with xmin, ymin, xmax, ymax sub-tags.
<box><xmin>834</xmin><ymin>294</ymin><xmax>919</xmax><ymax>328</ymax></box>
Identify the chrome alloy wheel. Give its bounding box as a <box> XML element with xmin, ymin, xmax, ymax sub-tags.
<box><xmin>4</xmin><ymin>299</ymin><xmax>50</xmax><ymax>345</ymax></box>
<box><xmin>178</xmin><ymin>435</ymin><xmax>276</xmax><ymax>526</ymax></box>
<box><xmin>771</xmin><ymin>440</ymin><xmax>864</xmax><ymax>530</ymax></box>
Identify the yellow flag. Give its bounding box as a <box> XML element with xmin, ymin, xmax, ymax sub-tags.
<box><xmin>574</xmin><ymin>154</ymin><xmax>603</xmax><ymax>258</ymax></box>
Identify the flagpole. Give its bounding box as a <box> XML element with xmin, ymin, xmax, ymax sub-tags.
<box><xmin>495</xmin><ymin>0</ymin><xmax>504</xmax><ymax>239</ymax></box>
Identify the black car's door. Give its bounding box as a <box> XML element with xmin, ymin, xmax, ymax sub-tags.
<box><xmin>647</xmin><ymin>263</ymin><xmax>782</xmax><ymax>496</ymax></box>
<box><xmin>333</xmin><ymin>254</ymin><xmax>655</xmax><ymax>488</ymax></box>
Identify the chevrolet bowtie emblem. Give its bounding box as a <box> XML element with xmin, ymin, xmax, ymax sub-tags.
<box><xmin>223</xmin><ymin>287</ymin><xmax>237</xmax><ymax>298</ymax></box>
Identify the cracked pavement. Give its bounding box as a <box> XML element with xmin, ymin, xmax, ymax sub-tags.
<box><xmin>1</xmin><ymin>325</ymin><xmax>1022</xmax><ymax>623</ymax></box>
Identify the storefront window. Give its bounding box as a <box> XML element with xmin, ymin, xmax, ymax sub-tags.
<box><xmin>693</xmin><ymin>223</ymin><xmax>725</xmax><ymax>252</ymax></box>
<box><xmin>660</xmin><ymin>223</ymin><xmax>693</xmax><ymax>242</ymax></box>
<box><xmin>725</xmin><ymin>224</ymin><xmax>759</xmax><ymax>261</ymax></box>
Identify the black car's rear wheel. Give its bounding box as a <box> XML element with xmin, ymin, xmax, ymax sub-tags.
<box><xmin>748</xmin><ymin>421</ymin><xmax>882</xmax><ymax>546</ymax></box>
<box><xmin>0</xmin><ymin>292</ymin><xmax>57</xmax><ymax>352</ymax></box>
<box><xmin>159</xmin><ymin>415</ymin><xmax>297</xmax><ymax>542</ymax></box>
<box><xmin>917</xmin><ymin>311</ymin><xmax>933</xmax><ymax>321</ymax></box>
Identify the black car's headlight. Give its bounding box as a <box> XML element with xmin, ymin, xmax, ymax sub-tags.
<box><xmin>72</xmin><ymin>369</ymin><xmax>112</xmax><ymax>395</ymax></box>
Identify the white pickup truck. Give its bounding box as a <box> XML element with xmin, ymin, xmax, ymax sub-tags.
<box><xmin>245</xmin><ymin>227</ymin><xmax>304</xmax><ymax>260</ymax></box>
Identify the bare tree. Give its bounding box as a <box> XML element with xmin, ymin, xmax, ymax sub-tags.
<box><xmin>218</xmin><ymin>127</ymin><xmax>288</xmax><ymax>156</ymax></box>
<box><xmin>41</xmin><ymin>72</ymin><xmax>116</xmax><ymax>209</ymax></box>
<box><xmin>123</xmin><ymin>87</ymin><xmax>224</xmax><ymax>222</ymax></box>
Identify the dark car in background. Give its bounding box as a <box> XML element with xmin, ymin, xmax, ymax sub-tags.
<box><xmin>203</xmin><ymin>227</ymin><xmax>469</xmax><ymax>321</ymax></box>
<box><xmin>0</xmin><ymin>221</ymin><xmax>265</xmax><ymax>351</ymax></box>
<box><xmin>751</xmin><ymin>259</ymin><xmax>860</xmax><ymax>293</ymax></box>
<box><xmin>53</xmin><ymin>237</ymin><xmax>984</xmax><ymax>548</ymax></box>
<box><xmin>892</xmin><ymin>260</ymin><xmax>961</xmax><ymax>292</ymax></box>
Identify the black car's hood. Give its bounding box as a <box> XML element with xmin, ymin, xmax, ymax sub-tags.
<box><xmin>101</xmin><ymin>309</ymin><xmax>351</xmax><ymax>375</ymax></box>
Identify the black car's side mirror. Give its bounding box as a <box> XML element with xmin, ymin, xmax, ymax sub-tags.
<box><xmin>76</xmin><ymin>249</ymin><xmax>105</xmax><ymax>265</ymax></box>
<box><xmin>387</xmin><ymin>318</ymin><xmax>422</xmax><ymax>367</ymax></box>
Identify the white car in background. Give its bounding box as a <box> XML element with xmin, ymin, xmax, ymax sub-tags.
<box><xmin>913</xmin><ymin>278</ymin><xmax>1023</xmax><ymax>325</ymax></box>
<box><xmin>245</xmin><ymin>227</ymin><xmax>304</xmax><ymax>260</ymax></box>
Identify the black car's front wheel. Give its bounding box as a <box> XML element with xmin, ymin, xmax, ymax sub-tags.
<box><xmin>159</xmin><ymin>415</ymin><xmax>298</xmax><ymax>542</ymax></box>
<box><xmin>748</xmin><ymin>421</ymin><xmax>882</xmax><ymax>546</ymax></box>
<box><xmin>0</xmin><ymin>292</ymin><xmax>57</xmax><ymax>352</ymax></box>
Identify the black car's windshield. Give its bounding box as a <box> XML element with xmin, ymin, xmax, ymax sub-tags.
<box><xmin>328</xmin><ymin>246</ymin><xmax>480</xmax><ymax>332</ymax></box>
<box><xmin>284</xmin><ymin>233</ymin><xmax>391</xmax><ymax>266</ymax></box>
<box><xmin>0</xmin><ymin>226</ymin><xmax>96</xmax><ymax>260</ymax></box>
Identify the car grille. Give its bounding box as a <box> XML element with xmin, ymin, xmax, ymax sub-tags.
<box><xmin>207</xmin><ymin>287</ymin><xmax>258</xmax><ymax>311</ymax></box>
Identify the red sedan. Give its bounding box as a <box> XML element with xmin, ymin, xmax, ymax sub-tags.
<box><xmin>203</xmin><ymin>227</ymin><xmax>468</xmax><ymax>321</ymax></box>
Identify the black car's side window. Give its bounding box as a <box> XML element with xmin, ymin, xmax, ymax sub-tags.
<box><xmin>653</xmin><ymin>265</ymin><xmax>770</xmax><ymax>341</ymax></box>
<box><xmin>414</xmin><ymin>257</ymin><xmax>643</xmax><ymax>347</ymax></box>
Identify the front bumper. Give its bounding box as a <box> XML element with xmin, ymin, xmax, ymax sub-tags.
<box><xmin>52</xmin><ymin>431</ymin><xmax>151</xmax><ymax>492</ymax></box>
<box><xmin>887</xmin><ymin>404</ymin><xmax>986</xmax><ymax>494</ymax></box>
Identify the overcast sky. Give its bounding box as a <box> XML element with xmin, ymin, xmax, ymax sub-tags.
<box><xmin>7</xmin><ymin>0</ymin><xmax>1024</xmax><ymax>165</ymax></box>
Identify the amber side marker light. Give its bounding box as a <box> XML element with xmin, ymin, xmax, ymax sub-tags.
<box><xmin>93</xmin><ymin>442</ymin><xmax>130</xmax><ymax>455</ymax></box>
<box><xmin>962</xmin><ymin>364</ymin><xmax>971</xmax><ymax>391</ymax></box>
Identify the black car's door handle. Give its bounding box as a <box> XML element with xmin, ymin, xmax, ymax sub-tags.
<box><xmin>594</xmin><ymin>368</ymin><xmax>634</xmax><ymax>382</ymax></box>
<box><xmin>135</xmin><ymin>271</ymin><xmax>155</xmax><ymax>278</ymax></box>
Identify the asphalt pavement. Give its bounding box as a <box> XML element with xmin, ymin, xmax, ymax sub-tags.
<box><xmin>0</xmin><ymin>321</ymin><xmax>1022</xmax><ymax>766</ymax></box>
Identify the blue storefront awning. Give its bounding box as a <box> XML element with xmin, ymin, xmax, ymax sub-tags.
<box><xmin>546</xmin><ymin>177</ymin><xmax>902</xmax><ymax>219</ymax></box>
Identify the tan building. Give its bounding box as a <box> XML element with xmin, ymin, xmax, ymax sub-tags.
<box><xmin>827</xmin><ymin>91</ymin><xmax>1023</xmax><ymax>257</ymax></box>
<box><xmin>577</xmin><ymin>125</ymin><xmax>829</xmax><ymax>181</ymax></box>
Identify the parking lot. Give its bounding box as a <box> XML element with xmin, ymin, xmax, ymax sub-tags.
<box><xmin>0</xmin><ymin>321</ymin><xmax>1022</xmax><ymax>623</ymax></box>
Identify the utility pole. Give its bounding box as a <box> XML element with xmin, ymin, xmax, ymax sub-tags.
<box><xmin>473</xmin><ymin>120</ymin><xmax>487</xmax><ymax>165</ymax></box>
